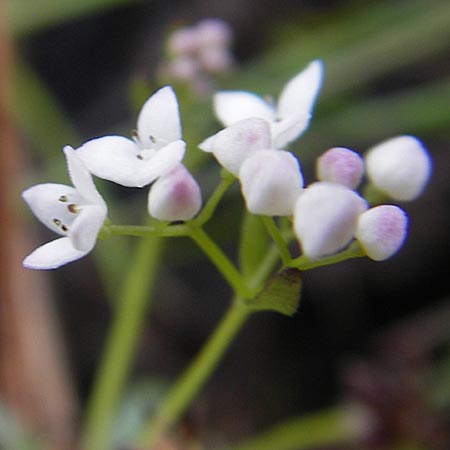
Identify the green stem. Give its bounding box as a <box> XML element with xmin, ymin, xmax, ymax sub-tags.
<box><xmin>194</xmin><ymin>171</ymin><xmax>235</xmax><ymax>226</ymax></box>
<box><xmin>289</xmin><ymin>242</ymin><xmax>365</xmax><ymax>270</ymax></box>
<box><xmin>108</xmin><ymin>223</ymin><xmax>189</xmax><ymax>238</ymax></box>
<box><xmin>81</xmin><ymin>237</ymin><xmax>163</xmax><ymax>450</ymax></box>
<box><xmin>227</xmin><ymin>406</ymin><xmax>361</xmax><ymax>450</ymax></box>
<box><xmin>260</xmin><ymin>216</ymin><xmax>292</xmax><ymax>265</ymax></box>
<box><xmin>188</xmin><ymin>226</ymin><xmax>253</xmax><ymax>298</ymax></box>
<box><xmin>136</xmin><ymin>300</ymin><xmax>251</xmax><ymax>448</ymax></box>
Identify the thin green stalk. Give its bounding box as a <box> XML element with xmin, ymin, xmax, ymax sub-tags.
<box><xmin>289</xmin><ymin>242</ymin><xmax>365</xmax><ymax>270</ymax></box>
<box><xmin>194</xmin><ymin>172</ymin><xmax>235</xmax><ymax>226</ymax></box>
<box><xmin>108</xmin><ymin>223</ymin><xmax>189</xmax><ymax>238</ymax></box>
<box><xmin>227</xmin><ymin>406</ymin><xmax>360</xmax><ymax>450</ymax></box>
<box><xmin>260</xmin><ymin>216</ymin><xmax>292</xmax><ymax>265</ymax></box>
<box><xmin>81</xmin><ymin>237</ymin><xmax>163</xmax><ymax>450</ymax></box>
<box><xmin>188</xmin><ymin>226</ymin><xmax>253</xmax><ymax>298</ymax></box>
<box><xmin>136</xmin><ymin>300</ymin><xmax>251</xmax><ymax>448</ymax></box>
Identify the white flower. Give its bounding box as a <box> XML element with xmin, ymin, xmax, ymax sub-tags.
<box><xmin>22</xmin><ymin>147</ymin><xmax>107</xmax><ymax>269</ymax></box>
<box><xmin>239</xmin><ymin>149</ymin><xmax>304</xmax><ymax>216</ymax></box>
<box><xmin>212</xmin><ymin>60</ymin><xmax>323</xmax><ymax>148</ymax></box>
<box><xmin>365</xmin><ymin>136</ymin><xmax>432</xmax><ymax>201</ymax></box>
<box><xmin>199</xmin><ymin>117</ymin><xmax>271</xmax><ymax>175</ymax></box>
<box><xmin>148</xmin><ymin>164</ymin><xmax>202</xmax><ymax>221</ymax></box>
<box><xmin>356</xmin><ymin>205</ymin><xmax>408</xmax><ymax>261</ymax></box>
<box><xmin>294</xmin><ymin>182</ymin><xmax>367</xmax><ymax>259</ymax></box>
<box><xmin>316</xmin><ymin>147</ymin><xmax>364</xmax><ymax>189</ymax></box>
<box><xmin>75</xmin><ymin>86</ymin><xmax>186</xmax><ymax>188</ymax></box>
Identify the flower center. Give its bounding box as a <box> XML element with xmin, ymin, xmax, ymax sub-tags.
<box><xmin>52</xmin><ymin>194</ymin><xmax>82</xmax><ymax>234</ymax></box>
<box><xmin>132</xmin><ymin>130</ymin><xmax>168</xmax><ymax>159</ymax></box>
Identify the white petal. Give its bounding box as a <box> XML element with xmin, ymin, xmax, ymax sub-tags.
<box><xmin>294</xmin><ymin>182</ymin><xmax>367</xmax><ymax>259</ymax></box>
<box><xmin>137</xmin><ymin>86</ymin><xmax>182</xmax><ymax>146</ymax></box>
<box><xmin>356</xmin><ymin>205</ymin><xmax>408</xmax><ymax>261</ymax></box>
<box><xmin>213</xmin><ymin>91</ymin><xmax>276</xmax><ymax>126</ymax></box>
<box><xmin>69</xmin><ymin>204</ymin><xmax>107</xmax><ymax>252</ymax></box>
<box><xmin>270</xmin><ymin>112</ymin><xmax>311</xmax><ymax>148</ymax></box>
<box><xmin>277</xmin><ymin>59</ymin><xmax>324</xmax><ymax>119</ymax></box>
<box><xmin>75</xmin><ymin>136</ymin><xmax>144</xmax><ymax>187</ymax></box>
<box><xmin>22</xmin><ymin>183</ymin><xmax>81</xmax><ymax>235</ymax></box>
<box><xmin>239</xmin><ymin>149</ymin><xmax>304</xmax><ymax>216</ymax></box>
<box><xmin>148</xmin><ymin>164</ymin><xmax>202</xmax><ymax>221</ymax></box>
<box><xmin>64</xmin><ymin>146</ymin><xmax>105</xmax><ymax>205</ymax></box>
<box><xmin>23</xmin><ymin>237</ymin><xmax>88</xmax><ymax>270</ymax></box>
<box><xmin>205</xmin><ymin>118</ymin><xmax>271</xmax><ymax>175</ymax></box>
<box><xmin>198</xmin><ymin>134</ymin><xmax>216</xmax><ymax>152</ymax></box>
<box><xmin>134</xmin><ymin>140</ymin><xmax>186</xmax><ymax>187</ymax></box>
<box><xmin>365</xmin><ymin>136</ymin><xmax>432</xmax><ymax>201</ymax></box>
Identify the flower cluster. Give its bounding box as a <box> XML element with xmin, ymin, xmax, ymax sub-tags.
<box><xmin>23</xmin><ymin>86</ymin><xmax>202</xmax><ymax>269</ymax></box>
<box><xmin>199</xmin><ymin>60</ymin><xmax>432</xmax><ymax>261</ymax></box>
<box><xmin>160</xmin><ymin>19</ymin><xmax>233</xmax><ymax>93</ymax></box>
<box><xmin>22</xmin><ymin>59</ymin><xmax>431</xmax><ymax>270</ymax></box>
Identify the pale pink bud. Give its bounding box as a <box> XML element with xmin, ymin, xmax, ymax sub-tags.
<box><xmin>198</xmin><ymin>47</ymin><xmax>233</xmax><ymax>73</ymax></box>
<box><xmin>317</xmin><ymin>147</ymin><xmax>364</xmax><ymax>189</ymax></box>
<box><xmin>168</xmin><ymin>56</ymin><xmax>200</xmax><ymax>80</ymax></box>
<box><xmin>195</xmin><ymin>19</ymin><xmax>232</xmax><ymax>48</ymax></box>
<box><xmin>239</xmin><ymin>149</ymin><xmax>304</xmax><ymax>216</ymax></box>
<box><xmin>148</xmin><ymin>164</ymin><xmax>202</xmax><ymax>221</ymax></box>
<box><xmin>167</xmin><ymin>28</ymin><xmax>199</xmax><ymax>56</ymax></box>
<box><xmin>356</xmin><ymin>205</ymin><xmax>408</xmax><ymax>261</ymax></box>
<box><xmin>365</xmin><ymin>136</ymin><xmax>432</xmax><ymax>201</ymax></box>
<box><xmin>294</xmin><ymin>182</ymin><xmax>367</xmax><ymax>259</ymax></box>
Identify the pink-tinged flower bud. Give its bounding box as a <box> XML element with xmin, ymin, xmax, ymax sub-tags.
<box><xmin>167</xmin><ymin>28</ymin><xmax>199</xmax><ymax>56</ymax></box>
<box><xmin>239</xmin><ymin>149</ymin><xmax>304</xmax><ymax>216</ymax></box>
<box><xmin>294</xmin><ymin>182</ymin><xmax>367</xmax><ymax>259</ymax></box>
<box><xmin>148</xmin><ymin>164</ymin><xmax>202</xmax><ymax>221</ymax></box>
<box><xmin>356</xmin><ymin>205</ymin><xmax>408</xmax><ymax>261</ymax></box>
<box><xmin>317</xmin><ymin>147</ymin><xmax>364</xmax><ymax>189</ymax></box>
<box><xmin>198</xmin><ymin>47</ymin><xmax>233</xmax><ymax>73</ymax></box>
<box><xmin>195</xmin><ymin>19</ymin><xmax>232</xmax><ymax>48</ymax></box>
<box><xmin>168</xmin><ymin>56</ymin><xmax>200</xmax><ymax>81</ymax></box>
<box><xmin>365</xmin><ymin>136</ymin><xmax>432</xmax><ymax>201</ymax></box>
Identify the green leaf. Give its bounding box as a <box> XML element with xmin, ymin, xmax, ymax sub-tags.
<box><xmin>245</xmin><ymin>268</ymin><xmax>301</xmax><ymax>317</ymax></box>
<box><xmin>239</xmin><ymin>213</ymin><xmax>270</xmax><ymax>278</ymax></box>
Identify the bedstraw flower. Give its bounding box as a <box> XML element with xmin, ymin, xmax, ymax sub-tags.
<box><xmin>148</xmin><ymin>164</ymin><xmax>202</xmax><ymax>221</ymax></box>
<box><xmin>75</xmin><ymin>86</ymin><xmax>186</xmax><ymax>188</ymax></box>
<box><xmin>213</xmin><ymin>60</ymin><xmax>323</xmax><ymax>148</ymax></box>
<box><xmin>365</xmin><ymin>136</ymin><xmax>432</xmax><ymax>201</ymax></box>
<box><xmin>22</xmin><ymin>147</ymin><xmax>107</xmax><ymax>269</ymax></box>
<box><xmin>356</xmin><ymin>205</ymin><xmax>408</xmax><ymax>261</ymax></box>
<box><xmin>294</xmin><ymin>182</ymin><xmax>367</xmax><ymax>259</ymax></box>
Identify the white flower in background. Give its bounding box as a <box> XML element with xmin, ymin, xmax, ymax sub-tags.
<box><xmin>294</xmin><ymin>182</ymin><xmax>367</xmax><ymax>259</ymax></box>
<box><xmin>365</xmin><ymin>136</ymin><xmax>432</xmax><ymax>201</ymax></box>
<box><xmin>148</xmin><ymin>164</ymin><xmax>202</xmax><ymax>221</ymax></box>
<box><xmin>199</xmin><ymin>117</ymin><xmax>271</xmax><ymax>175</ymax></box>
<box><xmin>75</xmin><ymin>86</ymin><xmax>186</xmax><ymax>188</ymax></box>
<box><xmin>213</xmin><ymin>59</ymin><xmax>323</xmax><ymax>148</ymax></box>
<box><xmin>22</xmin><ymin>147</ymin><xmax>107</xmax><ymax>270</ymax></box>
<box><xmin>316</xmin><ymin>147</ymin><xmax>364</xmax><ymax>189</ymax></box>
<box><xmin>239</xmin><ymin>149</ymin><xmax>304</xmax><ymax>216</ymax></box>
<box><xmin>356</xmin><ymin>205</ymin><xmax>408</xmax><ymax>261</ymax></box>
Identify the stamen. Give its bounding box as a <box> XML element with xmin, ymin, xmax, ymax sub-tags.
<box><xmin>150</xmin><ymin>135</ymin><xmax>157</xmax><ymax>144</ymax></box>
<box><xmin>53</xmin><ymin>218</ymin><xmax>61</xmax><ymax>226</ymax></box>
<box><xmin>67</xmin><ymin>204</ymin><xmax>78</xmax><ymax>213</ymax></box>
<box><xmin>61</xmin><ymin>224</ymin><xmax>69</xmax><ymax>232</ymax></box>
<box><xmin>59</xmin><ymin>195</ymin><xmax>68</xmax><ymax>202</ymax></box>
<box><xmin>137</xmin><ymin>154</ymin><xmax>144</xmax><ymax>160</ymax></box>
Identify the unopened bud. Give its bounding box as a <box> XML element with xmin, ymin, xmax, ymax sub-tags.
<box><xmin>365</xmin><ymin>136</ymin><xmax>431</xmax><ymax>201</ymax></box>
<box><xmin>356</xmin><ymin>205</ymin><xmax>408</xmax><ymax>261</ymax></box>
<box><xmin>317</xmin><ymin>147</ymin><xmax>364</xmax><ymax>189</ymax></box>
<box><xmin>294</xmin><ymin>182</ymin><xmax>367</xmax><ymax>259</ymax></box>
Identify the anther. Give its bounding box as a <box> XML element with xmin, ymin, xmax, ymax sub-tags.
<box><xmin>61</xmin><ymin>224</ymin><xmax>69</xmax><ymax>232</ymax></box>
<box><xmin>137</xmin><ymin>154</ymin><xmax>144</xmax><ymax>160</ymax></box>
<box><xmin>67</xmin><ymin>204</ymin><xmax>78</xmax><ymax>213</ymax></box>
<box><xmin>150</xmin><ymin>135</ymin><xmax>157</xmax><ymax>144</ymax></box>
<box><xmin>59</xmin><ymin>195</ymin><xmax>68</xmax><ymax>202</ymax></box>
<box><xmin>53</xmin><ymin>218</ymin><xmax>62</xmax><ymax>226</ymax></box>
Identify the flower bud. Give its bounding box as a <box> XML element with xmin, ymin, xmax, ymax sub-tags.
<box><xmin>239</xmin><ymin>149</ymin><xmax>304</xmax><ymax>216</ymax></box>
<box><xmin>198</xmin><ymin>47</ymin><xmax>233</xmax><ymax>73</ymax></box>
<box><xmin>316</xmin><ymin>147</ymin><xmax>364</xmax><ymax>189</ymax></box>
<box><xmin>356</xmin><ymin>205</ymin><xmax>408</xmax><ymax>261</ymax></box>
<box><xmin>365</xmin><ymin>136</ymin><xmax>432</xmax><ymax>201</ymax></box>
<box><xmin>195</xmin><ymin>19</ymin><xmax>232</xmax><ymax>48</ymax></box>
<box><xmin>167</xmin><ymin>28</ymin><xmax>199</xmax><ymax>56</ymax></box>
<box><xmin>294</xmin><ymin>182</ymin><xmax>367</xmax><ymax>259</ymax></box>
<box><xmin>148</xmin><ymin>164</ymin><xmax>202</xmax><ymax>221</ymax></box>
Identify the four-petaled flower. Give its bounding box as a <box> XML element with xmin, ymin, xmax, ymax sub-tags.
<box><xmin>212</xmin><ymin>59</ymin><xmax>323</xmax><ymax>148</ymax></box>
<box><xmin>22</xmin><ymin>147</ymin><xmax>107</xmax><ymax>269</ymax></box>
<box><xmin>75</xmin><ymin>86</ymin><xmax>186</xmax><ymax>187</ymax></box>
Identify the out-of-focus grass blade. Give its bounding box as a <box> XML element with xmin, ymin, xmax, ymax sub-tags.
<box><xmin>9</xmin><ymin>0</ymin><xmax>139</xmax><ymax>36</ymax></box>
<box><xmin>13</xmin><ymin>61</ymin><xmax>79</xmax><ymax>159</ymax></box>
